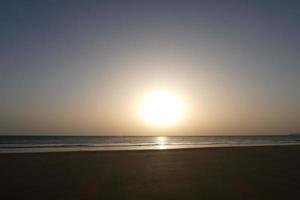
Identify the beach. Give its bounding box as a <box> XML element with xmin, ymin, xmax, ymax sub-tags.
<box><xmin>1</xmin><ymin>145</ymin><xmax>300</xmax><ymax>200</ymax></box>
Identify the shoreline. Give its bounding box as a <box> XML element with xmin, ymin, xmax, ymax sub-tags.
<box><xmin>1</xmin><ymin>142</ymin><xmax>300</xmax><ymax>154</ymax></box>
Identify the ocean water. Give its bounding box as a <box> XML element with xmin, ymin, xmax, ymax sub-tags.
<box><xmin>0</xmin><ymin>135</ymin><xmax>300</xmax><ymax>153</ymax></box>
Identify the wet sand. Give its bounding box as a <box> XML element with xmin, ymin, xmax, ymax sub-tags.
<box><xmin>1</xmin><ymin>145</ymin><xmax>300</xmax><ymax>200</ymax></box>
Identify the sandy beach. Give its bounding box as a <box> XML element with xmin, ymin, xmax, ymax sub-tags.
<box><xmin>1</xmin><ymin>145</ymin><xmax>300</xmax><ymax>200</ymax></box>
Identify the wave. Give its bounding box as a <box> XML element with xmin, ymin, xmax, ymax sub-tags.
<box><xmin>1</xmin><ymin>141</ymin><xmax>298</xmax><ymax>149</ymax></box>
<box><xmin>1</xmin><ymin>135</ymin><xmax>300</xmax><ymax>153</ymax></box>
<box><xmin>0</xmin><ymin>142</ymin><xmax>230</xmax><ymax>149</ymax></box>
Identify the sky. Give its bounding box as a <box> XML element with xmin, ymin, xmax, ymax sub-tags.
<box><xmin>1</xmin><ymin>0</ymin><xmax>300</xmax><ymax>136</ymax></box>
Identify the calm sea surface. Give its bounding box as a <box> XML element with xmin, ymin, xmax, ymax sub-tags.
<box><xmin>0</xmin><ymin>135</ymin><xmax>300</xmax><ymax>153</ymax></box>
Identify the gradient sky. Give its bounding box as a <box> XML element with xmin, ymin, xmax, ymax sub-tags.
<box><xmin>1</xmin><ymin>0</ymin><xmax>300</xmax><ymax>135</ymax></box>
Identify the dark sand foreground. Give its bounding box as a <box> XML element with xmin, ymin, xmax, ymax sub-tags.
<box><xmin>1</xmin><ymin>146</ymin><xmax>300</xmax><ymax>200</ymax></box>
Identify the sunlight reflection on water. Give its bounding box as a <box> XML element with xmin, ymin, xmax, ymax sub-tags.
<box><xmin>156</xmin><ymin>136</ymin><xmax>167</xmax><ymax>149</ymax></box>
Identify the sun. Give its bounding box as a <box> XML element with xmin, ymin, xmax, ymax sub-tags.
<box><xmin>140</xmin><ymin>90</ymin><xmax>185</xmax><ymax>127</ymax></box>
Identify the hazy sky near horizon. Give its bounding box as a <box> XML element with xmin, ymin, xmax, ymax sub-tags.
<box><xmin>1</xmin><ymin>0</ymin><xmax>300</xmax><ymax>135</ymax></box>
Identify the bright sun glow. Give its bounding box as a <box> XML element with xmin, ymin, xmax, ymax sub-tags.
<box><xmin>140</xmin><ymin>90</ymin><xmax>185</xmax><ymax>127</ymax></box>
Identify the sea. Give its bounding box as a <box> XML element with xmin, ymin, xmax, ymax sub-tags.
<box><xmin>0</xmin><ymin>135</ymin><xmax>300</xmax><ymax>153</ymax></box>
